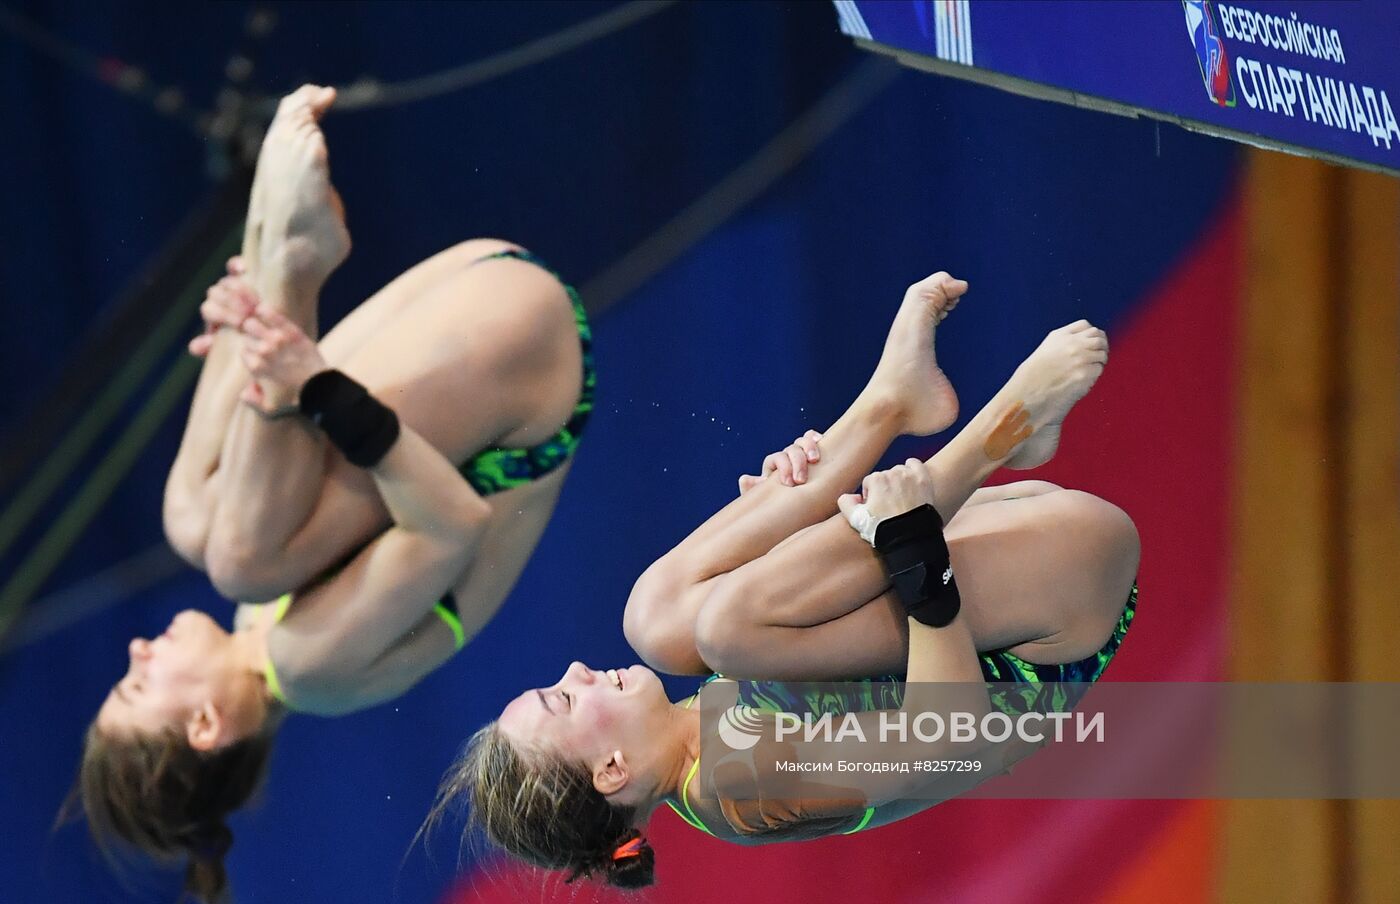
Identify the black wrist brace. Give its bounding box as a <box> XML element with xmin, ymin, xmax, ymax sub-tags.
<box><xmin>871</xmin><ymin>504</ymin><xmax>961</xmax><ymax>627</ymax></box>
<box><xmin>298</xmin><ymin>369</ymin><xmax>400</xmax><ymax>468</ymax></box>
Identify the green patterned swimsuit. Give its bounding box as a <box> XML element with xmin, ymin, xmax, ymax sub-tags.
<box><xmin>735</xmin><ymin>583</ymin><xmax>1137</xmax><ymax>721</ymax></box>
<box><xmin>457</xmin><ymin>249</ymin><xmax>595</xmax><ymax>496</ymax></box>
<box><xmin>666</xmin><ymin>584</ymin><xmax>1138</xmax><ymax>837</ymax></box>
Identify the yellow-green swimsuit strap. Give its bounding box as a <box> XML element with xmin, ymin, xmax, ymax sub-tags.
<box><xmin>432</xmin><ymin>601</ymin><xmax>466</xmax><ymax>650</ymax></box>
<box><xmin>663</xmin><ymin>693</ymin><xmax>714</xmax><ymax>834</ymax></box>
<box><xmin>262</xmin><ymin>592</ymin><xmax>463</xmax><ymax>710</ymax></box>
<box><xmin>262</xmin><ymin>594</ymin><xmax>294</xmax><ymax>706</ymax></box>
<box><xmin>665</xmin><ymin>757</ymin><xmax>712</xmax><ymax>835</ymax></box>
<box><xmin>844</xmin><ymin>807</ymin><xmax>875</xmax><ymax>834</ymax></box>
<box><xmin>666</xmin><ymin>689</ymin><xmax>874</xmax><ymax>836</ymax></box>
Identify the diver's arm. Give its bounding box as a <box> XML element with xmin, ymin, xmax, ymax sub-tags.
<box><xmin>237</xmin><ymin>309</ymin><xmax>490</xmax><ymax>679</ymax></box>
<box><xmin>261</xmin><ymin>415</ymin><xmax>489</xmax><ymax>688</ymax></box>
<box><xmin>827</xmin><ymin>466</ymin><xmax>1017</xmax><ymax>815</ymax></box>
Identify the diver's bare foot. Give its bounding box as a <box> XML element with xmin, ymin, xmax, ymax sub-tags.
<box><xmin>867</xmin><ymin>271</ymin><xmax>967</xmax><ymax>436</ymax></box>
<box><xmin>240</xmin><ymin>88</ymin><xmax>310</xmax><ymax>278</ymax></box>
<box><xmin>238</xmin><ymin>90</ymin><xmax>301</xmax><ymax>277</ymax></box>
<box><xmin>258</xmin><ymin>85</ymin><xmax>351</xmax><ymax>299</ymax></box>
<box><xmin>987</xmin><ymin>320</ymin><xmax>1108</xmax><ymax>469</ymax></box>
<box><xmin>243</xmin><ymin>151</ymin><xmax>269</xmax><ymax>272</ymax></box>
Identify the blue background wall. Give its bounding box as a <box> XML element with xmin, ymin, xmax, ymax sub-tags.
<box><xmin>1</xmin><ymin>2</ymin><xmax>1238</xmax><ymax>902</ymax></box>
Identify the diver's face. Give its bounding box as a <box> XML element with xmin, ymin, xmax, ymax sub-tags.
<box><xmin>498</xmin><ymin>661</ymin><xmax>670</xmax><ymax>767</ymax></box>
<box><xmin>97</xmin><ymin>610</ymin><xmax>231</xmax><ymax>736</ymax></box>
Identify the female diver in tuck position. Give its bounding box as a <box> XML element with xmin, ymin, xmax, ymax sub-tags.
<box><xmin>74</xmin><ymin>85</ymin><xmax>594</xmax><ymax>902</ymax></box>
<box><xmin>430</xmin><ymin>271</ymin><xmax>1138</xmax><ymax>888</ymax></box>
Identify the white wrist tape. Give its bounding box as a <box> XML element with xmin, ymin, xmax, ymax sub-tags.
<box><xmin>845</xmin><ymin>502</ymin><xmax>881</xmax><ymax>545</ymax></box>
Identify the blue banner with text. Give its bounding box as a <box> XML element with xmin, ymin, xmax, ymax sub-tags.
<box><xmin>834</xmin><ymin>0</ymin><xmax>1400</xmax><ymax>175</ymax></box>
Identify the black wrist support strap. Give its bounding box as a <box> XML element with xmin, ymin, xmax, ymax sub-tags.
<box><xmin>298</xmin><ymin>369</ymin><xmax>400</xmax><ymax>468</ymax></box>
<box><xmin>871</xmin><ymin>504</ymin><xmax>961</xmax><ymax>627</ymax></box>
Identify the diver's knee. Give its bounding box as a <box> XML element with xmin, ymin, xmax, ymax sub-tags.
<box><xmin>205</xmin><ymin>538</ymin><xmax>283</xmax><ymax>603</ymax></box>
<box><xmin>1058</xmin><ymin>491</ymin><xmax>1140</xmax><ymax>622</ymax></box>
<box><xmin>1068</xmin><ymin>491</ymin><xmax>1139</xmax><ymax>577</ymax></box>
<box><xmin>162</xmin><ymin>497</ymin><xmax>210</xmax><ymax>571</ymax></box>
<box><xmin>624</xmin><ymin>565</ymin><xmax>707</xmax><ymax>675</ymax></box>
<box><xmin>693</xmin><ymin>578</ymin><xmax>764</xmax><ymax>676</ymax></box>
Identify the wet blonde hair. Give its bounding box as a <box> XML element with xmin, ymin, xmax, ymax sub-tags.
<box><xmin>425</xmin><ymin>722</ymin><xmax>655</xmax><ymax>889</ymax></box>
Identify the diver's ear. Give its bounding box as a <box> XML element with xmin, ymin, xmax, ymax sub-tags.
<box><xmin>593</xmin><ymin>749</ymin><xmax>630</xmax><ymax>796</ymax></box>
<box><xmin>186</xmin><ymin>700</ymin><xmax>226</xmax><ymax>752</ymax></box>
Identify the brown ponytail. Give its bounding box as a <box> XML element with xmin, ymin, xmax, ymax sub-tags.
<box><xmin>424</xmin><ymin>723</ymin><xmax>657</xmax><ymax>890</ymax></box>
<box><xmin>67</xmin><ymin>723</ymin><xmax>273</xmax><ymax>902</ymax></box>
<box><xmin>184</xmin><ymin>822</ymin><xmax>234</xmax><ymax>902</ymax></box>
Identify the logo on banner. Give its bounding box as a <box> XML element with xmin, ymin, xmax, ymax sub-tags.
<box><xmin>717</xmin><ymin>705</ymin><xmax>766</xmax><ymax>751</ymax></box>
<box><xmin>1184</xmin><ymin>0</ymin><xmax>1236</xmax><ymax>107</ymax></box>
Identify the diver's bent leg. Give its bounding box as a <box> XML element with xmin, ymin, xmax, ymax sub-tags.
<box><xmin>625</xmin><ymin>395</ymin><xmax>904</xmax><ymax>674</ymax></box>
<box><xmin>164</xmin><ymin>88</ymin><xmax>336</xmax><ymax>572</ymax></box>
<box><xmin>963</xmin><ymin>480</ymin><xmax>1063</xmax><ymax>506</ymax></box>
<box><xmin>204</xmin><ymin>255</ymin><xmax>581</xmax><ymax>600</ymax></box>
<box><xmin>163</xmin><ymin>322</ymin><xmax>255</xmax><ymax>568</ymax></box>
<box><xmin>625</xmin><ymin>273</ymin><xmax>968</xmax><ymax>673</ymax></box>
<box><xmin>695</xmin><ymin>490</ymin><xmax>1139</xmax><ymax>680</ymax></box>
<box><xmin>695</xmin><ymin>318</ymin><xmax>1119</xmax><ymax>677</ymax></box>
